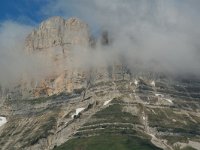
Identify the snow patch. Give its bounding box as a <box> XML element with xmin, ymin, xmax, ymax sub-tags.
<box><xmin>151</xmin><ymin>81</ymin><xmax>155</xmax><ymax>87</ymax></box>
<box><xmin>155</xmin><ymin>93</ymin><xmax>173</xmax><ymax>104</ymax></box>
<box><xmin>149</xmin><ymin>133</ymin><xmax>156</xmax><ymax>138</ymax></box>
<box><xmin>164</xmin><ymin>98</ymin><xmax>173</xmax><ymax>104</ymax></box>
<box><xmin>134</xmin><ymin>80</ymin><xmax>138</xmax><ymax>86</ymax></box>
<box><xmin>151</xmin><ymin>109</ymin><xmax>156</xmax><ymax>114</ymax></box>
<box><xmin>0</xmin><ymin>117</ymin><xmax>7</xmax><ymax>127</ymax></box>
<box><xmin>103</xmin><ymin>100</ymin><xmax>112</xmax><ymax>106</ymax></box>
<box><xmin>155</xmin><ymin>93</ymin><xmax>164</xmax><ymax>97</ymax></box>
<box><xmin>172</xmin><ymin>119</ymin><xmax>176</xmax><ymax>122</ymax></box>
<box><xmin>142</xmin><ymin>116</ymin><xmax>146</xmax><ymax>120</ymax></box>
<box><xmin>71</xmin><ymin>108</ymin><xmax>85</xmax><ymax>118</ymax></box>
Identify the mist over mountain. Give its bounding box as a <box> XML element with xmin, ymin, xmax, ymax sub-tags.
<box><xmin>0</xmin><ymin>1</ymin><xmax>200</xmax><ymax>150</ymax></box>
<box><xmin>0</xmin><ymin>21</ymin><xmax>54</xmax><ymax>87</ymax></box>
<box><xmin>0</xmin><ymin>0</ymin><xmax>200</xmax><ymax>88</ymax></box>
<box><xmin>44</xmin><ymin>0</ymin><xmax>200</xmax><ymax>74</ymax></box>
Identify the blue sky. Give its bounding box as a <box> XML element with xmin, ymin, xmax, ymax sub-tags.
<box><xmin>0</xmin><ymin>0</ymin><xmax>101</xmax><ymax>37</ymax></box>
<box><xmin>0</xmin><ymin>0</ymin><xmax>95</xmax><ymax>28</ymax></box>
<box><xmin>0</xmin><ymin>0</ymin><xmax>49</xmax><ymax>25</ymax></box>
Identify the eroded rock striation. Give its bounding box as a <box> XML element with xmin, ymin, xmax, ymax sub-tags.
<box><xmin>24</xmin><ymin>17</ymin><xmax>92</xmax><ymax>96</ymax></box>
<box><xmin>23</xmin><ymin>16</ymin><xmax>128</xmax><ymax>97</ymax></box>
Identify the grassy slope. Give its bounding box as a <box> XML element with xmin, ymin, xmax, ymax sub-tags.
<box><xmin>54</xmin><ymin>134</ymin><xmax>162</xmax><ymax>150</ymax></box>
<box><xmin>54</xmin><ymin>103</ymin><xmax>162</xmax><ymax>150</ymax></box>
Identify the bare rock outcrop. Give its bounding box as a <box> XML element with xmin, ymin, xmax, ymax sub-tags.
<box><xmin>24</xmin><ymin>17</ymin><xmax>91</xmax><ymax>97</ymax></box>
<box><xmin>26</xmin><ymin>16</ymin><xmax>90</xmax><ymax>53</ymax></box>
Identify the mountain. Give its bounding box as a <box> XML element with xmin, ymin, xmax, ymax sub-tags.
<box><xmin>0</xmin><ymin>17</ymin><xmax>200</xmax><ymax>150</ymax></box>
<box><xmin>26</xmin><ymin>16</ymin><xmax>90</xmax><ymax>52</ymax></box>
<box><xmin>25</xmin><ymin>16</ymin><xmax>91</xmax><ymax>97</ymax></box>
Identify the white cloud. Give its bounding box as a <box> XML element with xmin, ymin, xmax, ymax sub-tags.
<box><xmin>43</xmin><ymin>0</ymin><xmax>200</xmax><ymax>75</ymax></box>
<box><xmin>0</xmin><ymin>21</ymin><xmax>54</xmax><ymax>87</ymax></box>
<box><xmin>1</xmin><ymin>0</ymin><xmax>200</xmax><ymax>88</ymax></box>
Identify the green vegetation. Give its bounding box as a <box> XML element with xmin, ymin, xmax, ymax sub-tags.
<box><xmin>29</xmin><ymin>116</ymin><xmax>56</xmax><ymax>145</ymax></box>
<box><xmin>84</xmin><ymin>104</ymin><xmax>141</xmax><ymax>126</ymax></box>
<box><xmin>147</xmin><ymin>108</ymin><xmax>200</xmax><ymax>135</ymax></box>
<box><xmin>53</xmin><ymin>102</ymin><xmax>161</xmax><ymax>150</ymax></box>
<box><xmin>27</xmin><ymin>92</ymin><xmax>68</xmax><ymax>104</ymax></box>
<box><xmin>138</xmin><ymin>85</ymin><xmax>154</xmax><ymax>92</ymax></box>
<box><xmin>181</xmin><ymin>146</ymin><xmax>197</xmax><ymax>150</ymax></box>
<box><xmin>75</xmin><ymin>128</ymin><xmax>139</xmax><ymax>138</ymax></box>
<box><xmin>54</xmin><ymin>134</ymin><xmax>162</xmax><ymax>150</ymax></box>
<box><xmin>73</xmin><ymin>87</ymin><xmax>85</xmax><ymax>95</ymax></box>
<box><xmin>78</xmin><ymin>124</ymin><xmax>133</xmax><ymax>131</ymax></box>
<box><xmin>148</xmin><ymin>108</ymin><xmax>200</xmax><ymax>145</ymax></box>
<box><xmin>22</xmin><ymin>110</ymin><xmax>59</xmax><ymax>147</ymax></box>
<box><xmin>5</xmin><ymin>92</ymin><xmax>68</xmax><ymax>105</ymax></box>
<box><xmin>162</xmin><ymin>135</ymin><xmax>188</xmax><ymax>145</ymax></box>
<box><xmin>95</xmin><ymin>91</ymin><xmax>107</xmax><ymax>97</ymax></box>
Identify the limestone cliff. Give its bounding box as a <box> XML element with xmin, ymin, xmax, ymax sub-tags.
<box><xmin>24</xmin><ymin>17</ymin><xmax>92</xmax><ymax>97</ymax></box>
<box><xmin>26</xmin><ymin>16</ymin><xmax>90</xmax><ymax>53</ymax></box>
<box><xmin>23</xmin><ymin>16</ymin><xmax>128</xmax><ymax>98</ymax></box>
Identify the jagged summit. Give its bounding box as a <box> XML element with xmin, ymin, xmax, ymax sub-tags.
<box><xmin>21</xmin><ymin>16</ymin><xmax>92</xmax><ymax>97</ymax></box>
<box><xmin>39</xmin><ymin>16</ymin><xmax>85</xmax><ymax>30</ymax></box>
<box><xmin>25</xmin><ymin>16</ymin><xmax>90</xmax><ymax>52</ymax></box>
<box><xmin>39</xmin><ymin>16</ymin><xmax>65</xmax><ymax>30</ymax></box>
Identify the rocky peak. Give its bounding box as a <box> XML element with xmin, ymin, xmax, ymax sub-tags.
<box><xmin>25</xmin><ymin>16</ymin><xmax>90</xmax><ymax>52</ymax></box>
<box><xmin>39</xmin><ymin>16</ymin><xmax>65</xmax><ymax>29</ymax></box>
<box><xmin>23</xmin><ymin>17</ymin><xmax>92</xmax><ymax>96</ymax></box>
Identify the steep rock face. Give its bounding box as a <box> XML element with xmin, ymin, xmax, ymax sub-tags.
<box><xmin>25</xmin><ymin>17</ymin><xmax>91</xmax><ymax>96</ymax></box>
<box><xmin>24</xmin><ymin>16</ymin><xmax>128</xmax><ymax>97</ymax></box>
<box><xmin>26</xmin><ymin>16</ymin><xmax>90</xmax><ymax>53</ymax></box>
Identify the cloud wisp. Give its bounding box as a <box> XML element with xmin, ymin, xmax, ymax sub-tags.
<box><xmin>1</xmin><ymin>0</ymin><xmax>200</xmax><ymax>88</ymax></box>
<box><xmin>0</xmin><ymin>21</ymin><xmax>54</xmax><ymax>87</ymax></box>
<box><xmin>44</xmin><ymin>0</ymin><xmax>200</xmax><ymax>75</ymax></box>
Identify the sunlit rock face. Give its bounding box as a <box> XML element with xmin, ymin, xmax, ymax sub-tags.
<box><xmin>23</xmin><ymin>16</ymin><xmax>127</xmax><ymax>97</ymax></box>
<box><xmin>24</xmin><ymin>17</ymin><xmax>91</xmax><ymax>96</ymax></box>
<box><xmin>25</xmin><ymin>16</ymin><xmax>90</xmax><ymax>53</ymax></box>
